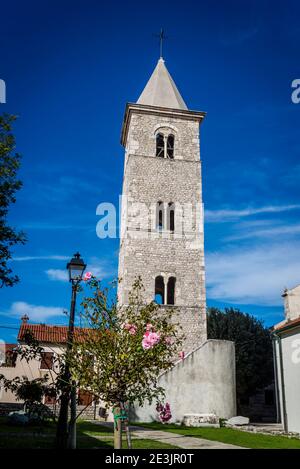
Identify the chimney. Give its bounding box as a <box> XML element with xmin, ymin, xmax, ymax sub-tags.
<box><xmin>21</xmin><ymin>314</ymin><xmax>29</xmax><ymax>324</ymax></box>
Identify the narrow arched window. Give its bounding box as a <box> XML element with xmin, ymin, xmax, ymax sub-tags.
<box><xmin>156</xmin><ymin>201</ymin><xmax>164</xmax><ymax>231</ymax></box>
<box><xmin>167</xmin><ymin>277</ymin><xmax>176</xmax><ymax>305</ymax></box>
<box><xmin>156</xmin><ymin>133</ymin><xmax>164</xmax><ymax>158</ymax></box>
<box><xmin>167</xmin><ymin>134</ymin><xmax>174</xmax><ymax>159</ymax></box>
<box><xmin>167</xmin><ymin>202</ymin><xmax>175</xmax><ymax>231</ymax></box>
<box><xmin>155</xmin><ymin>276</ymin><xmax>165</xmax><ymax>305</ymax></box>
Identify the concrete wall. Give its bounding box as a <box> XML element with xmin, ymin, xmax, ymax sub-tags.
<box><xmin>131</xmin><ymin>339</ymin><xmax>236</xmax><ymax>422</ymax></box>
<box><xmin>283</xmin><ymin>284</ymin><xmax>300</xmax><ymax>321</ymax></box>
<box><xmin>275</xmin><ymin>328</ymin><xmax>300</xmax><ymax>433</ymax></box>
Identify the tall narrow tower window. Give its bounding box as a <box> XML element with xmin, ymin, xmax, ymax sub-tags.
<box><xmin>156</xmin><ymin>133</ymin><xmax>165</xmax><ymax>157</ymax></box>
<box><xmin>167</xmin><ymin>202</ymin><xmax>175</xmax><ymax>231</ymax></box>
<box><xmin>167</xmin><ymin>134</ymin><xmax>174</xmax><ymax>159</ymax></box>
<box><xmin>156</xmin><ymin>201</ymin><xmax>164</xmax><ymax>230</ymax></box>
<box><xmin>167</xmin><ymin>277</ymin><xmax>176</xmax><ymax>305</ymax></box>
<box><xmin>155</xmin><ymin>276</ymin><xmax>165</xmax><ymax>304</ymax></box>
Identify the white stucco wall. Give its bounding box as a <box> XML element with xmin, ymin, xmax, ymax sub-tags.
<box><xmin>275</xmin><ymin>328</ymin><xmax>300</xmax><ymax>433</ymax></box>
<box><xmin>131</xmin><ymin>339</ymin><xmax>236</xmax><ymax>422</ymax></box>
<box><xmin>282</xmin><ymin>331</ymin><xmax>300</xmax><ymax>433</ymax></box>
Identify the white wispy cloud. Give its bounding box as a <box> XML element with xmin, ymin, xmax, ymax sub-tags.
<box><xmin>13</xmin><ymin>255</ymin><xmax>69</xmax><ymax>262</ymax></box>
<box><xmin>226</xmin><ymin>223</ymin><xmax>300</xmax><ymax>241</ymax></box>
<box><xmin>4</xmin><ymin>302</ymin><xmax>65</xmax><ymax>322</ymax></box>
<box><xmin>206</xmin><ymin>241</ymin><xmax>300</xmax><ymax>306</ymax></box>
<box><xmin>87</xmin><ymin>257</ymin><xmax>117</xmax><ymax>280</ymax></box>
<box><xmin>45</xmin><ymin>257</ymin><xmax>117</xmax><ymax>282</ymax></box>
<box><xmin>205</xmin><ymin>204</ymin><xmax>300</xmax><ymax>223</ymax></box>
<box><xmin>46</xmin><ymin>269</ymin><xmax>69</xmax><ymax>282</ymax></box>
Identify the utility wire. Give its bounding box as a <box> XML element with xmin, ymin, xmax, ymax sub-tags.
<box><xmin>0</xmin><ymin>325</ymin><xmax>19</xmax><ymax>330</ymax></box>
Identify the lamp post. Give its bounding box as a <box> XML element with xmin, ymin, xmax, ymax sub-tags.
<box><xmin>66</xmin><ymin>252</ymin><xmax>86</xmax><ymax>449</ymax></box>
<box><xmin>55</xmin><ymin>252</ymin><xmax>86</xmax><ymax>449</ymax></box>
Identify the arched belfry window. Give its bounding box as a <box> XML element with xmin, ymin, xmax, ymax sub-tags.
<box><xmin>167</xmin><ymin>277</ymin><xmax>176</xmax><ymax>305</ymax></box>
<box><xmin>156</xmin><ymin>131</ymin><xmax>175</xmax><ymax>159</ymax></box>
<box><xmin>167</xmin><ymin>202</ymin><xmax>175</xmax><ymax>231</ymax></box>
<box><xmin>167</xmin><ymin>134</ymin><xmax>174</xmax><ymax>159</ymax></box>
<box><xmin>155</xmin><ymin>276</ymin><xmax>165</xmax><ymax>305</ymax></box>
<box><xmin>156</xmin><ymin>201</ymin><xmax>164</xmax><ymax>230</ymax></box>
<box><xmin>156</xmin><ymin>133</ymin><xmax>164</xmax><ymax>158</ymax></box>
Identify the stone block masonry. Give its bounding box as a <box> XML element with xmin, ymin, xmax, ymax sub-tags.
<box><xmin>118</xmin><ymin>105</ymin><xmax>207</xmax><ymax>355</ymax></box>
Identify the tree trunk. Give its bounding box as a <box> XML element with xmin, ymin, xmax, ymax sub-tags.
<box><xmin>113</xmin><ymin>405</ymin><xmax>122</xmax><ymax>449</ymax></box>
<box><xmin>55</xmin><ymin>392</ymin><xmax>70</xmax><ymax>449</ymax></box>
<box><xmin>125</xmin><ymin>419</ymin><xmax>132</xmax><ymax>449</ymax></box>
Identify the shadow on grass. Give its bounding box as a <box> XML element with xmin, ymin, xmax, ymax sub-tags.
<box><xmin>0</xmin><ymin>417</ymin><xmax>113</xmax><ymax>449</ymax></box>
<box><xmin>0</xmin><ymin>432</ymin><xmax>113</xmax><ymax>449</ymax></box>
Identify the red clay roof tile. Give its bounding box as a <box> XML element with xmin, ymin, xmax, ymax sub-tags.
<box><xmin>17</xmin><ymin>324</ymin><xmax>91</xmax><ymax>344</ymax></box>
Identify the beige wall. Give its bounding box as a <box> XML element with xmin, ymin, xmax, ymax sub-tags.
<box><xmin>0</xmin><ymin>343</ymin><xmax>64</xmax><ymax>404</ymax></box>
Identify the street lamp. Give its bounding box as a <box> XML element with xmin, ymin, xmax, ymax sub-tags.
<box><xmin>67</xmin><ymin>252</ymin><xmax>85</xmax><ymax>449</ymax></box>
<box><xmin>67</xmin><ymin>252</ymin><xmax>86</xmax><ymax>284</ymax></box>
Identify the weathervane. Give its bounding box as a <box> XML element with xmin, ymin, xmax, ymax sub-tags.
<box><xmin>155</xmin><ymin>28</ymin><xmax>167</xmax><ymax>59</ymax></box>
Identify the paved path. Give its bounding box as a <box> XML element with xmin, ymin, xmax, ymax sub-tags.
<box><xmin>94</xmin><ymin>422</ymin><xmax>244</xmax><ymax>449</ymax></box>
<box><xmin>131</xmin><ymin>428</ymin><xmax>243</xmax><ymax>449</ymax></box>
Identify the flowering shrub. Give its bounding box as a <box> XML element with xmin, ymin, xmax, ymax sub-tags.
<box><xmin>70</xmin><ymin>276</ymin><xmax>184</xmax><ymax>405</ymax></box>
<box><xmin>69</xmin><ymin>276</ymin><xmax>184</xmax><ymax>448</ymax></box>
<box><xmin>156</xmin><ymin>402</ymin><xmax>172</xmax><ymax>423</ymax></box>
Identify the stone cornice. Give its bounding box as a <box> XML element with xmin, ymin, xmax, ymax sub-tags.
<box><xmin>121</xmin><ymin>102</ymin><xmax>206</xmax><ymax>147</ymax></box>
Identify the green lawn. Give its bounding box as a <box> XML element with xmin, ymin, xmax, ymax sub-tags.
<box><xmin>3</xmin><ymin>416</ymin><xmax>299</xmax><ymax>449</ymax></box>
<box><xmin>0</xmin><ymin>417</ymin><xmax>178</xmax><ymax>449</ymax></box>
<box><xmin>133</xmin><ymin>422</ymin><xmax>300</xmax><ymax>449</ymax></box>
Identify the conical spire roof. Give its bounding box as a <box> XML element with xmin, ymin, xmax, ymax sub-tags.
<box><xmin>137</xmin><ymin>58</ymin><xmax>188</xmax><ymax>110</ymax></box>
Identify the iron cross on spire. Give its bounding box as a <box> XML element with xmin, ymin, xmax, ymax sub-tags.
<box><xmin>155</xmin><ymin>28</ymin><xmax>167</xmax><ymax>59</ymax></box>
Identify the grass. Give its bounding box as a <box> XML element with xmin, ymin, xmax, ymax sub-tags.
<box><xmin>0</xmin><ymin>434</ymin><xmax>112</xmax><ymax>449</ymax></box>
<box><xmin>76</xmin><ymin>421</ymin><xmax>178</xmax><ymax>448</ymax></box>
<box><xmin>133</xmin><ymin>422</ymin><xmax>300</xmax><ymax>449</ymax></box>
<box><xmin>2</xmin><ymin>416</ymin><xmax>300</xmax><ymax>449</ymax></box>
<box><xmin>0</xmin><ymin>417</ymin><xmax>178</xmax><ymax>449</ymax></box>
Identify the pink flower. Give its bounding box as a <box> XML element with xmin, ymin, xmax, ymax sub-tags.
<box><xmin>148</xmin><ymin>332</ymin><xmax>160</xmax><ymax>345</ymax></box>
<box><xmin>142</xmin><ymin>338</ymin><xmax>152</xmax><ymax>350</ymax></box>
<box><xmin>142</xmin><ymin>331</ymin><xmax>160</xmax><ymax>350</ymax></box>
<box><xmin>146</xmin><ymin>323</ymin><xmax>154</xmax><ymax>331</ymax></box>
<box><xmin>164</xmin><ymin>336</ymin><xmax>173</xmax><ymax>345</ymax></box>
<box><xmin>156</xmin><ymin>402</ymin><xmax>172</xmax><ymax>423</ymax></box>
<box><xmin>83</xmin><ymin>272</ymin><xmax>92</xmax><ymax>281</ymax></box>
<box><xmin>179</xmin><ymin>351</ymin><xmax>185</xmax><ymax>360</ymax></box>
<box><xmin>128</xmin><ymin>325</ymin><xmax>137</xmax><ymax>335</ymax></box>
<box><xmin>124</xmin><ymin>323</ymin><xmax>137</xmax><ymax>335</ymax></box>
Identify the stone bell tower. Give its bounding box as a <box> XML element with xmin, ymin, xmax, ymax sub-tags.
<box><xmin>118</xmin><ymin>57</ymin><xmax>207</xmax><ymax>354</ymax></box>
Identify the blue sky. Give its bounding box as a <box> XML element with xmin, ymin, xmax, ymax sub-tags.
<box><xmin>1</xmin><ymin>0</ymin><xmax>300</xmax><ymax>343</ymax></box>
